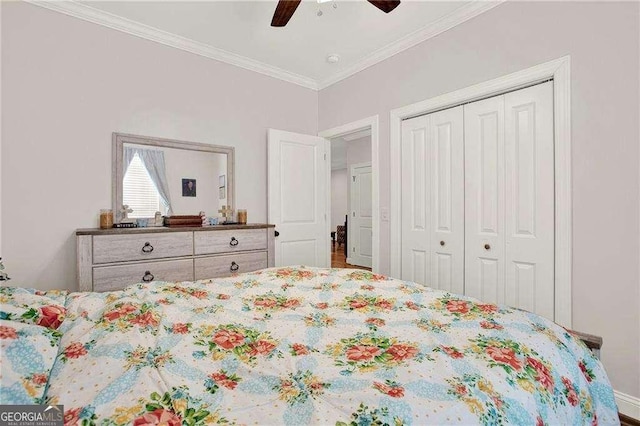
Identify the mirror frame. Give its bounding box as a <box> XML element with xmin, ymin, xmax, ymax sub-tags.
<box><xmin>112</xmin><ymin>132</ymin><xmax>235</xmax><ymax>223</ymax></box>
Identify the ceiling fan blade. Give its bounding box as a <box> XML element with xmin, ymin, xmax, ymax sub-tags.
<box><xmin>367</xmin><ymin>0</ymin><xmax>401</xmax><ymax>13</ymax></box>
<box><xmin>271</xmin><ymin>0</ymin><xmax>302</xmax><ymax>27</ymax></box>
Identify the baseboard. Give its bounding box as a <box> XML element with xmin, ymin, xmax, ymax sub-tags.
<box><xmin>346</xmin><ymin>257</ymin><xmax>353</xmax><ymax>265</ymax></box>
<box><xmin>616</xmin><ymin>390</ymin><xmax>640</xmax><ymax>420</ymax></box>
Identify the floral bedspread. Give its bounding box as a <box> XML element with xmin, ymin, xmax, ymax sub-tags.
<box><xmin>0</xmin><ymin>267</ymin><xmax>618</xmax><ymax>425</ymax></box>
<box><xmin>0</xmin><ymin>287</ymin><xmax>66</xmax><ymax>404</ymax></box>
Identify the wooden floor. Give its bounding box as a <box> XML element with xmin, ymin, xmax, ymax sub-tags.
<box><xmin>620</xmin><ymin>413</ymin><xmax>640</xmax><ymax>426</ymax></box>
<box><xmin>331</xmin><ymin>243</ymin><xmax>371</xmax><ymax>271</ymax></box>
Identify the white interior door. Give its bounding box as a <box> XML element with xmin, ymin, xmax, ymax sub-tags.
<box><xmin>401</xmin><ymin>106</ymin><xmax>464</xmax><ymax>291</ymax></box>
<box><xmin>401</xmin><ymin>115</ymin><xmax>430</xmax><ymax>284</ymax></box>
<box><xmin>349</xmin><ymin>163</ymin><xmax>372</xmax><ymax>268</ymax></box>
<box><xmin>504</xmin><ymin>82</ymin><xmax>555</xmax><ymax>319</ymax></box>
<box><xmin>464</xmin><ymin>95</ymin><xmax>506</xmax><ymax>305</ymax></box>
<box><xmin>268</xmin><ymin>129</ymin><xmax>329</xmax><ymax>268</ymax></box>
<box><xmin>398</xmin><ymin>82</ymin><xmax>555</xmax><ymax>319</ymax></box>
<box><xmin>430</xmin><ymin>106</ymin><xmax>464</xmax><ymax>294</ymax></box>
<box><xmin>465</xmin><ymin>82</ymin><xmax>554</xmax><ymax>319</ymax></box>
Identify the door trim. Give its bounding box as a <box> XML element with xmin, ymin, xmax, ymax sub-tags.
<box><xmin>319</xmin><ymin>115</ymin><xmax>380</xmax><ymax>273</ymax></box>
<box><xmin>390</xmin><ymin>56</ymin><xmax>572</xmax><ymax>328</ymax></box>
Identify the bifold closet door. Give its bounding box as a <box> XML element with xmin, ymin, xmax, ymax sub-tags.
<box><xmin>401</xmin><ymin>106</ymin><xmax>464</xmax><ymax>293</ymax></box>
<box><xmin>465</xmin><ymin>81</ymin><xmax>555</xmax><ymax>318</ymax></box>
<box><xmin>464</xmin><ymin>95</ymin><xmax>506</xmax><ymax>304</ymax></box>
<box><xmin>504</xmin><ymin>82</ymin><xmax>555</xmax><ymax>319</ymax></box>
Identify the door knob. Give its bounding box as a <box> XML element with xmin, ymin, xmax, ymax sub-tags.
<box><xmin>484</xmin><ymin>244</ymin><xmax>491</xmax><ymax>250</ymax></box>
<box><xmin>275</xmin><ymin>230</ymin><xmax>280</xmax><ymax>237</ymax></box>
<box><xmin>440</xmin><ymin>241</ymin><xmax>445</xmax><ymax>246</ymax></box>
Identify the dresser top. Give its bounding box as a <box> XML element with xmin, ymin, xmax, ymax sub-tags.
<box><xmin>76</xmin><ymin>223</ymin><xmax>275</xmax><ymax>236</ymax></box>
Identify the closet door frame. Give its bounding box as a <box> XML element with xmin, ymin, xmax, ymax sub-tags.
<box><xmin>390</xmin><ymin>56</ymin><xmax>572</xmax><ymax>328</ymax></box>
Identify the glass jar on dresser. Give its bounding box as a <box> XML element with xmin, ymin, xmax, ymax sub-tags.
<box><xmin>76</xmin><ymin>224</ymin><xmax>275</xmax><ymax>292</ymax></box>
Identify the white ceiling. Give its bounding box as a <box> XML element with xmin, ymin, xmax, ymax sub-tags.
<box><xmin>35</xmin><ymin>0</ymin><xmax>502</xmax><ymax>89</ymax></box>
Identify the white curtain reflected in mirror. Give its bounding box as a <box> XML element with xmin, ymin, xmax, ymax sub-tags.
<box><xmin>123</xmin><ymin>146</ymin><xmax>173</xmax><ymax>217</ymax></box>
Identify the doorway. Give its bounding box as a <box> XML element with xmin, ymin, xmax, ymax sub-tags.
<box><xmin>329</xmin><ymin>132</ymin><xmax>372</xmax><ymax>270</ymax></box>
<box><xmin>319</xmin><ymin>115</ymin><xmax>380</xmax><ymax>272</ymax></box>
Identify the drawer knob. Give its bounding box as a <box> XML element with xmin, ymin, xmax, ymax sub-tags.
<box><xmin>230</xmin><ymin>237</ymin><xmax>239</xmax><ymax>247</ymax></box>
<box><xmin>142</xmin><ymin>271</ymin><xmax>154</xmax><ymax>282</ymax></box>
<box><xmin>230</xmin><ymin>261</ymin><xmax>239</xmax><ymax>272</ymax></box>
<box><xmin>484</xmin><ymin>244</ymin><xmax>491</xmax><ymax>251</ymax></box>
<box><xmin>440</xmin><ymin>240</ymin><xmax>445</xmax><ymax>246</ymax></box>
<box><xmin>142</xmin><ymin>242</ymin><xmax>154</xmax><ymax>253</ymax></box>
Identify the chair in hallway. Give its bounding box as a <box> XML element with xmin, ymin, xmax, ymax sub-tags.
<box><xmin>336</xmin><ymin>225</ymin><xmax>346</xmax><ymax>248</ymax></box>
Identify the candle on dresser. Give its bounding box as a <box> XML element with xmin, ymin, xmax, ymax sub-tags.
<box><xmin>99</xmin><ymin>209</ymin><xmax>113</xmax><ymax>229</ymax></box>
<box><xmin>237</xmin><ymin>209</ymin><xmax>247</xmax><ymax>225</ymax></box>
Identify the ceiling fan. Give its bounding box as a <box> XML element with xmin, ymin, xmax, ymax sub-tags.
<box><xmin>271</xmin><ymin>0</ymin><xmax>401</xmax><ymax>27</ymax></box>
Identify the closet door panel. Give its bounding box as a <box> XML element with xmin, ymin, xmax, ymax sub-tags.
<box><xmin>464</xmin><ymin>96</ymin><xmax>505</xmax><ymax>303</ymax></box>
<box><xmin>401</xmin><ymin>116</ymin><xmax>430</xmax><ymax>285</ymax></box>
<box><xmin>478</xmin><ymin>258</ymin><xmax>499</xmax><ymax>304</ymax></box>
<box><xmin>430</xmin><ymin>106</ymin><xmax>464</xmax><ymax>294</ymax></box>
<box><xmin>504</xmin><ymin>81</ymin><xmax>555</xmax><ymax>318</ymax></box>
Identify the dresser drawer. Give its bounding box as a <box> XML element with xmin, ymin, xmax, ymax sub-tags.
<box><xmin>195</xmin><ymin>252</ymin><xmax>267</xmax><ymax>280</ymax></box>
<box><xmin>194</xmin><ymin>229</ymin><xmax>267</xmax><ymax>255</ymax></box>
<box><xmin>93</xmin><ymin>232</ymin><xmax>193</xmax><ymax>264</ymax></box>
<box><xmin>93</xmin><ymin>259</ymin><xmax>194</xmax><ymax>292</ymax></box>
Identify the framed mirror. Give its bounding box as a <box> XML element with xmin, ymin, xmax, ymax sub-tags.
<box><xmin>113</xmin><ymin>133</ymin><xmax>234</xmax><ymax>223</ymax></box>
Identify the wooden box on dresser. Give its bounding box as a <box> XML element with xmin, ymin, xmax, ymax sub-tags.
<box><xmin>76</xmin><ymin>224</ymin><xmax>275</xmax><ymax>292</ymax></box>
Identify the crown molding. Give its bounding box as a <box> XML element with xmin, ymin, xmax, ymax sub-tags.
<box><xmin>25</xmin><ymin>0</ymin><xmax>319</xmax><ymax>90</ymax></box>
<box><xmin>317</xmin><ymin>0</ymin><xmax>505</xmax><ymax>89</ymax></box>
<box><xmin>26</xmin><ymin>0</ymin><xmax>503</xmax><ymax>92</ymax></box>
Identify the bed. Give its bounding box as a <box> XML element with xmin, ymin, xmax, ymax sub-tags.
<box><xmin>0</xmin><ymin>266</ymin><xmax>618</xmax><ymax>425</ymax></box>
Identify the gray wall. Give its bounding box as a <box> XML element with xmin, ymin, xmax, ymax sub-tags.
<box><xmin>1</xmin><ymin>2</ymin><xmax>317</xmax><ymax>290</ymax></box>
<box><xmin>346</xmin><ymin>135</ymin><xmax>372</xmax><ymax>168</ymax></box>
<box><xmin>318</xmin><ymin>1</ymin><xmax>640</xmax><ymax>399</ymax></box>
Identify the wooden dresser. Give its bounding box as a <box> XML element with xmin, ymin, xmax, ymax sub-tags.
<box><xmin>76</xmin><ymin>224</ymin><xmax>275</xmax><ymax>292</ymax></box>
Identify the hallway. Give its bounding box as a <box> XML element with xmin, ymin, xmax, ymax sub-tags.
<box><xmin>331</xmin><ymin>242</ymin><xmax>371</xmax><ymax>271</ymax></box>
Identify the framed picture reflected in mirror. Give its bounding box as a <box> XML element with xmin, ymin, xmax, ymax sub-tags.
<box><xmin>182</xmin><ymin>178</ymin><xmax>196</xmax><ymax>197</ymax></box>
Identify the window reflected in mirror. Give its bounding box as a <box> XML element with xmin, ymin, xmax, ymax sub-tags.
<box><xmin>123</xmin><ymin>154</ymin><xmax>167</xmax><ymax>218</ymax></box>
